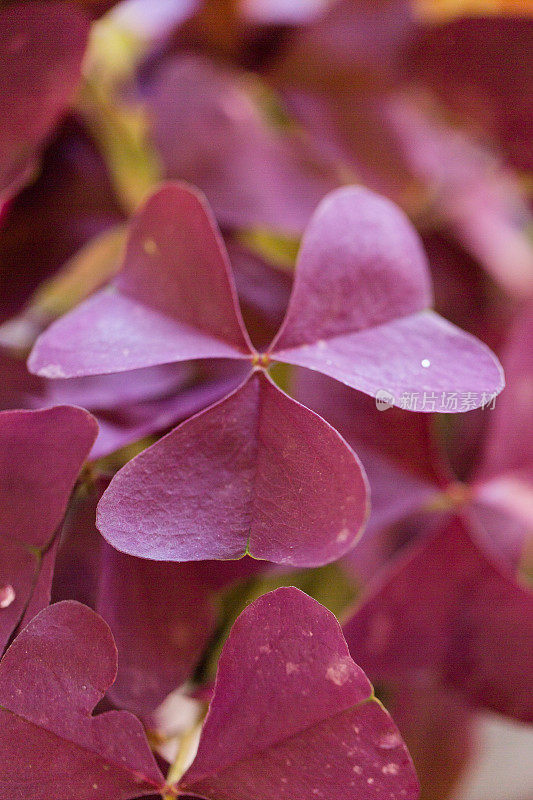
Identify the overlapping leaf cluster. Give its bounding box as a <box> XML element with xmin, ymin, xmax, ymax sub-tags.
<box><xmin>0</xmin><ymin>2</ymin><xmax>531</xmax><ymax>800</ymax></box>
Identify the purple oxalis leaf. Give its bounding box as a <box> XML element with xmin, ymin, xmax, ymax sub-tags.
<box><xmin>29</xmin><ymin>181</ymin><xmax>503</xmax><ymax>410</ymax></box>
<box><xmin>28</xmin><ymin>181</ymin><xmax>504</xmax><ymax>565</ymax></box>
<box><xmin>147</xmin><ymin>55</ymin><xmax>338</xmax><ymax>234</ymax></box>
<box><xmin>270</xmin><ymin>186</ymin><xmax>504</xmax><ymax>410</ymax></box>
<box><xmin>0</xmin><ymin>406</ymin><xmax>97</xmax><ymax>650</ymax></box>
<box><xmin>0</xmin><ymin>601</ymin><xmax>167</xmax><ymax>799</ymax></box>
<box><xmin>0</xmin><ymin>1</ymin><xmax>90</xmax><ymax>203</ymax></box>
<box><xmin>343</xmin><ymin>517</ymin><xmax>533</xmax><ymax>722</ymax></box>
<box><xmin>178</xmin><ymin>587</ymin><xmax>419</xmax><ymax>800</ymax></box>
<box><xmin>97</xmin><ymin>370</ymin><xmax>368</xmax><ymax>566</ymax></box>
<box><xmin>29</xmin><ymin>183</ymin><xmax>253</xmax><ymax>379</ymax></box>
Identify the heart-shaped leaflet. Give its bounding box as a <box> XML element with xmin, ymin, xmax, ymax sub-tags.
<box><xmin>0</xmin><ymin>601</ymin><xmax>167</xmax><ymax>800</ymax></box>
<box><xmin>96</xmin><ymin>370</ymin><xmax>368</xmax><ymax>566</ymax></box>
<box><xmin>177</xmin><ymin>587</ymin><xmax>420</xmax><ymax>800</ymax></box>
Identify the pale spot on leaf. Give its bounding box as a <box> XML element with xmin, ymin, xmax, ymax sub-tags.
<box><xmin>325</xmin><ymin>656</ymin><xmax>353</xmax><ymax>686</ymax></box>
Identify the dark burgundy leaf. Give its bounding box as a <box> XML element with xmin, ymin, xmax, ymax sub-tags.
<box><xmin>0</xmin><ymin>406</ymin><xmax>97</xmax><ymax>650</ymax></box>
<box><xmin>0</xmin><ymin>406</ymin><xmax>97</xmax><ymax>548</ymax></box>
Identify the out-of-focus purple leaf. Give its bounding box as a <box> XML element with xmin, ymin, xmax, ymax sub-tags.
<box><xmin>0</xmin><ymin>119</ymin><xmax>124</xmax><ymax>326</ymax></box>
<box><xmin>98</xmin><ymin>547</ymin><xmax>217</xmax><ymax>715</ymax></box>
<box><xmin>147</xmin><ymin>55</ymin><xmax>338</xmax><ymax>233</ymax></box>
<box><xmin>179</xmin><ymin>587</ymin><xmax>419</xmax><ymax>800</ymax></box>
<box><xmin>29</xmin><ymin>183</ymin><xmax>253</xmax><ymax>378</ymax></box>
<box><xmin>470</xmin><ymin>306</ymin><xmax>533</xmax><ymax>557</ymax></box>
<box><xmin>89</xmin><ymin>368</ymin><xmax>246</xmax><ymax>460</ymax></box>
<box><xmin>97</xmin><ymin>370</ymin><xmax>368</xmax><ymax>566</ymax></box>
<box><xmin>0</xmin><ymin>601</ymin><xmax>167</xmax><ymax>799</ymax></box>
<box><xmin>0</xmin><ymin>538</ymin><xmax>36</xmax><ymax>652</ymax></box>
<box><xmin>406</xmin><ymin>16</ymin><xmax>533</xmax><ymax>172</ymax></box>
<box><xmin>292</xmin><ymin>368</ymin><xmax>448</xmax><ymax>578</ymax></box>
<box><xmin>343</xmin><ymin>518</ymin><xmax>533</xmax><ymax>722</ymax></box>
<box><xmin>385</xmin><ymin>679</ymin><xmax>476</xmax><ymax>800</ymax></box>
<box><xmin>2</xmin><ymin>346</ymin><xmax>245</xmax><ymax>461</ymax></box>
<box><xmin>228</xmin><ymin>239</ymin><xmax>292</xmax><ymax>350</ymax></box>
<box><xmin>475</xmin><ymin>305</ymin><xmax>533</xmax><ymax>484</ymax></box>
<box><xmin>53</xmin><ymin>476</ymin><xmax>267</xmax><ymax>716</ymax></box>
<box><xmin>270</xmin><ymin>186</ymin><xmax>504</xmax><ymax>410</ymax></box>
<box><xmin>384</xmin><ymin>95</ymin><xmax>533</xmax><ymax>301</ymax></box>
<box><xmin>17</xmin><ymin>535</ymin><xmax>61</xmax><ymax>633</ymax></box>
<box><xmin>0</xmin><ymin>2</ymin><xmax>90</xmax><ymax>203</ymax></box>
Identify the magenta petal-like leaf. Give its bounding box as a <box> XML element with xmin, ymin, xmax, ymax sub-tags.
<box><xmin>0</xmin><ymin>406</ymin><xmax>98</xmax><ymax>548</ymax></box>
<box><xmin>270</xmin><ymin>187</ymin><xmax>504</xmax><ymax>410</ymax></box>
<box><xmin>28</xmin><ymin>183</ymin><xmax>252</xmax><ymax>378</ymax></box>
<box><xmin>97</xmin><ymin>370</ymin><xmax>368</xmax><ymax>567</ymax></box>
<box><xmin>343</xmin><ymin>519</ymin><xmax>533</xmax><ymax>722</ymax></box>
<box><xmin>0</xmin><ymin>2</ymin><xmax>90</xmax><ymax>202</ymax></box>
<box><xmin>179</xmin><ymin>587</ymin><xmax>419</xmax><ymax>800</ymax></box>
<box><xmin>0</xmin><ymin>601</ymin><xmax>166</xmax><ymax>800</ymax></box>
<box><xmin>272</xmin><ymin>186</ymin><xmax>432</xmax><ymax>349</ymax></box>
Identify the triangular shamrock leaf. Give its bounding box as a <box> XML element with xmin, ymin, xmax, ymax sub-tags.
<box><xmin>270</xmin><ymin>186</ymin><xmax>504</xmax><ymax>410</ymax></box>
<box><xmin>343</xmin><ymin>518</ymin><xmax>533</xmax><ymax>722</ymax></box>
<box><xmin>178</xmin><ymin>587</ymin><xmax>419</xmax><ymax>800</ymax></box>
<box><xmin>97</xmin><ymin>370</ymin><xmax>368</xmax><ymax>566</ymax></box>
<box><xmin>0</xmin><ymin>406</ymin><xmax>97</xmax><ymax>650</ymax></box>
<box><xmin>29</xmin><ymin>183</ymin><xmax>253</xmax><ymax>379</ymax></box>
<box><xmin>0</xmin><ymin>2</ymin><xmax>90</xmax><ymax>203</ymax></box>
<box><xmin>0</xmin><ymin>601</ymin><xmax>167</xmax><ymax>800</ymax></box>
